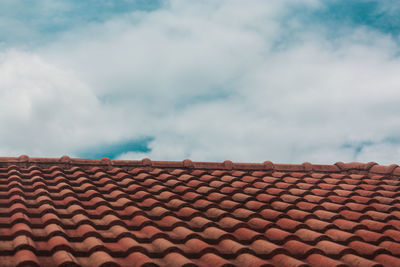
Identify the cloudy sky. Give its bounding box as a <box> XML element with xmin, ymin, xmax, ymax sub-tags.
<box><xmin>1</xmin><ymin>0</ymin><xmax>400</xmax><ymax>164</ymax></box>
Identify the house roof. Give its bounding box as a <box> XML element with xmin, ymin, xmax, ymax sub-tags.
<box><xmin>0</xmin><ymin>156</ymin><xmax>399</xmax><ymax>267</ymax></box>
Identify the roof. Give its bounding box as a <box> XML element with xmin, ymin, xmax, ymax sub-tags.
<box><xmin>0</xmin><ymin>156</ymin><xmax>400</xmax><ymax>267</ymax></box>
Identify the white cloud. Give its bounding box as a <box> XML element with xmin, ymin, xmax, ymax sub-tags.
<box><xmin>356</xmin><ymin>142</ymin><xmax>400</xmax><ymax>164</ymax></box>
<box><xmin>0</xmin><ymin>50</ymin><xmax>119</xmax><ymax>156</ymax></box>
<box><xmin>2</xmin><ymin>0</ymin><xmax>400</xmax><ymax>164</ymax></box>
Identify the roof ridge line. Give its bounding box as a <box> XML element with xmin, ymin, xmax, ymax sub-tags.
<box><xmin>0</xmin><ymin>156</ymin><xmax>397</xmax><ymax>175</ymax></box>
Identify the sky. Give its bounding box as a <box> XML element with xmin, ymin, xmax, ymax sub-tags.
<box><xmin>1</xmin><ymin>0</ymin><xmax>400</xmax><ymax>164</ymax></box>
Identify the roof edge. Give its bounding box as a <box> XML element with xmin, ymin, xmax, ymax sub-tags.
<box><xmin>0</xmin><ymin>156</ymin><xmax>397</xmax><ymax>175</ymax></box>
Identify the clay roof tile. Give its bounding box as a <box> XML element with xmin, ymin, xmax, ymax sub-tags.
<box><xmin>0</xmin><ymin>157</ymin><xmax>398</xmax><ymax>266</ymax></box>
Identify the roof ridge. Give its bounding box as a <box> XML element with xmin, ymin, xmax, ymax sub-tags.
<box><xmin>0</xmin><ymin>156</ymin><xmax>398</xmax><ymax>176</ymax></box>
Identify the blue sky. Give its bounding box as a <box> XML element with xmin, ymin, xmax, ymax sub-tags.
<box><xmin>296</xmin><ymin>1</ymin><xmax>400</xmax><ymax>35</ymax></box>
<box><xmin>1</xmin><ymin>0</ymin><xmax>400</xmax><ymax>164</ymax></box>
<box><xmin>0</xmin><ymin>0</ymin><xmax>163</xmax><ymax>47</ymax></box>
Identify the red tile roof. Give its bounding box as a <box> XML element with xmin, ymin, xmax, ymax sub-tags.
<box><xmin>0</xmin><ymin>156</ymin><xmax>399</xmax><ymax>266</ymax></box>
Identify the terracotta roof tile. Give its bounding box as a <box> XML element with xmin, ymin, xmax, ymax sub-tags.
<box><xmin>306</xmin><ymin>254</ymin><xmax>347</xmax><ymax>267</ymax></box>
<box><xmin>0</xmin><ymin>157</ymin><xmax>399</xmax><ymax>266</ymax></box>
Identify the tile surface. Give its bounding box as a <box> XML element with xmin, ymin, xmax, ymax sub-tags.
<box><xmin>0</xmin><ymin>156</ymin><xmax>399</xmax><ymax>266</ymax></box>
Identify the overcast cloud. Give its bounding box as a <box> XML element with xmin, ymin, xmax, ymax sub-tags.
<box><xmin>1</xmin><ymin>0</ymin><xmax>400</xmax><ymax>164</ymax></box>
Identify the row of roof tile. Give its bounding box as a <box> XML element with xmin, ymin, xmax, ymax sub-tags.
<box><xmin>1</xmin><ymin>156</ymin><xmax>400</xmax><ymax>175</ymax></box>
